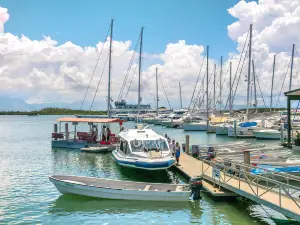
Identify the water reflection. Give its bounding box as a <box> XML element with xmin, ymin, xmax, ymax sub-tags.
<box><xmin>49</xmin><ymin>194</ymin><xmax>196</xmax><ymax>215</ymax></box>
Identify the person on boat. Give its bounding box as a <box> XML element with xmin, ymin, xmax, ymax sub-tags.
<box><xmin>175</xmin><ymin>142</ymin><xmax>181</xmax><ymax>166</ymax></box>
<box><xmin>165</xmin><ymin>134</ymin><xmax>171</xmax><ymax>143</ymax></box>
<box><xmin>107</xmin><ymin>128</ymin><xmax>111</xmax><ymax>141</ymax></box>
<box><xmin>170</xmin><ymin>140</ymin><xmax>176</xmax><ymax>156</ymax></box>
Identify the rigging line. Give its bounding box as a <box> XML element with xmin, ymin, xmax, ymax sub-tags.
<box><xmin>188</xmin><ymin>51</ymin><xmax>207</xmax><ymax>110</ymax></box>
<box><xmin>222</xmin><ymin>48</ymin><xmax>248</xmax><ymax>112</ymax></box>
<box><xmin>275</xmin><ymin>57</ymin><xmax>292</xmax><ymax>106</ymax></box>
<box><xmin>215</xmin><ymin>63</ymin><xmax>230</xmax><ymax>103</ymax></box>
<box><xmin>231</xmin><ymin>30</ymin><xmax>250</xmax><ymax>92</ymax></box>
<box><xmin>230</xmin><ymin>47</ymin><xmax>249</xmax><ymax>107</ymax></box>
<box><xmin>158</xmin><ymin>72</ymin><xmax>172</xmax><ymax>109</ymax></box>
<box><xmin>125</xmin><ymin>59</ymin><xmax>139</xmax><ymax>99</ymax></box>
<box><xmin>194</xmin><ymin>65</ymin><xmax>216</xmax><ymax>111</ymax></box>
<box><xmin>117</xmin><ymin>33</ymin><xmax>141</xmax><ymax>101</ymax></box>
<box><xmin>191</xmin><ymin>59</ymin><xmax>217</xmax><ymax>111</ymax></box>
<box><xmin>89</xmin><ymin>52</ymin><xmax>110</xmax><ymax>111</ymax></box>
<box><xmin>253</xmin><ymin>63</ymin><xmax>268</xmax><ymax>110</ymax></box>
<box><xmin>80</xmin><ymin>25</ymin><xmax>111</xmax><ymax>110</ymax></box>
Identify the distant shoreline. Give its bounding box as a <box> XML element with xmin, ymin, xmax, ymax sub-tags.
<box><xmin>0</xmin><ymin>107</ymin><xmax>287</xmax><ymax>115</ymax></box>
<box><xmin>0</xmin><ymin>107</ymin><xmax>107</xmax><ymax>115</ymax></box>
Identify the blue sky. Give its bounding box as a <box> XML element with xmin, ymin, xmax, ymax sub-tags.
<box><xmin>1</xmin><ymin>0</ymin><xmax>240</xmax><ymax>60</ymax></box>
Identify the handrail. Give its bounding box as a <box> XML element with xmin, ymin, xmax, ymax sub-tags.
<box><xmin>204</xmin><ymin>159</ymin><xmax>300</xmax><ymax>193</ymax></box>
<box><xmin>219</xmin><ymin>157</ymin><xmax>300</xmax><ymax>183</ymax></box>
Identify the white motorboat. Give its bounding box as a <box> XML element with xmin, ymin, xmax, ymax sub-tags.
<box><xmin>253</xmin><ymin>129</ymin><xmax>284</xmax><ymax>140</ymax></box>
<box><xmin>49</xmin><ymin>175</ymin><xmax>195</xmax><ymax>202</ymax></box>
<box><xmin>112</xmin><ymin>125</ymin><xmax>176</xmax><ymax>170</ymax></box>
<box><xmin>227</xmin><ymin>121</ymin><xmax>259</xmax><ymax>137</ymax></box>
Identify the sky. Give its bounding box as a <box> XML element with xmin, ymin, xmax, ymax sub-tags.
<box><xmin>0</xmin><ymin>0</ymin><xmax>300</xmax><ymax>111</ymax></box>
<box><xmin>1</xmin><ymin>0</ymin><xmax>238</xmax><ymax>59</ymax></box>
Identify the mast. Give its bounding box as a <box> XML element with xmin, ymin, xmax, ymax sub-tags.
<box><xmin>213</xmin><ymin>64</ymin><xmax>216</xmax><ymax>111</ymax></box>
<box><xmin>270</xmin><ymin>55</ymin><xmax>276</xmax><ymax>111</ymax></box>
<box><xmin>229</xmin><ymin>62</ymin><xmax>232</xmax><ymax>116</ymax></box>
<box><xmin>206</xmin><ymin>46</ymin><xmax>209</xmax><ymax>129</ymax></box>
<box><xmin>289</xmin><ymin>44</ymin><xmax>295</xmax><ymax>91</ymax></box>
<box><xmin>219</xmin><ymin>56</ymin><xmax>223</xmax><ymax>113</ymax></box>
<box><xmin>156</xmin><ymin>68</ymin><xmax>159</xmax><ymax>116</ymax></box>
<box><xmin>246</xmin><ymin>24</ymin><xmax>253</xmax><ymax>121</ymax></box>
<box><xmin>107</xmin><ymin>19</ymin><xmax>113</xmax><ymax>117</ymax></box>
<box><xmin>179</xmin><ymin>82</ymin><xmax>183</xmax><ymax>109</ymax></box>
<box><xmin>252</xmin><ymin>60</ymin><xmax>257</xmax><ymax>112</ymax></box>
<box><xmin>137</xmin><ymin>27</ymin><xmax>144</xmax><ymax>115</ymax></box>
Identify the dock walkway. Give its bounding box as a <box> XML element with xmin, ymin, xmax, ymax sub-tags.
<box><xmin>177</xmin><ymin>153</ymin><xmax>300</xmax><ymax>221</ymax></box>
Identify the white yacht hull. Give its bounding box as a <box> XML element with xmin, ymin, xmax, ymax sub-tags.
<box><xmin>112</xmin><ymin>151</ymin><xmax>176</xmax><ymax>171</ymax></box>
<box><xmin>227</xmin><ymin>126</ymin><xmax>258</xmax><ymax>137</ymax></box>
<box><xmin>183</xmin><ymin>123</ymin><xmax>207</xmax><ymax>131</ymax></box>
<box><xmin>253</xmin><ymin>130</ymin><xmax>282</xmax><ymax>140</ymax></box>
<box><xmin>49</xmin><ymin>176</ymin><xmax>190</xmax><ymax>202</ymax></box>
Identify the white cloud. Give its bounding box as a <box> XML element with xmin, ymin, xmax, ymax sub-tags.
<box><xmin>1</xmin><ymin>1</ymin><xmax>300</xmax><ymax>110</ymax></box>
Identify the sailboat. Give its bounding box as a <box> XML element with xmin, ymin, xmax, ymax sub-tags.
<box><xmin>112</xmin><ymin>28</ymin><xmax>175</xmax><ymax>170</ymax></box>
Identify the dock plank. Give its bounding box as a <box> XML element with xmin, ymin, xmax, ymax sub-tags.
<box><xmin>179</xmin><ymin>153</ymin><xmax>300</xmax><ymax>220</ymax></box>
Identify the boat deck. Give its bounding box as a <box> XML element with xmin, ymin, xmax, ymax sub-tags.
<box><xmin>50</xmin><ymin>175</ymin><xmax>187</xmax><ymax>192</ymax></box>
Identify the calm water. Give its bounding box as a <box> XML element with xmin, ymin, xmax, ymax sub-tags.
<box><xmin>0</xmin><ymin>115</ymin><xmax>289</xmax><ymax>224</ymax></box>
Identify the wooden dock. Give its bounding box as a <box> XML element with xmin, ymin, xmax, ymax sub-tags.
<box><xmin>176</xmin><ymin>153</ymin><xmax>300</xmax><ymax>221</ymax></box>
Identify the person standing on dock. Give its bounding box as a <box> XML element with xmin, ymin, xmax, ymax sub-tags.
<box><xmin>175</xmin><ymin>142</ymin><xmax>181</xmax><ymax>166</ymax></box>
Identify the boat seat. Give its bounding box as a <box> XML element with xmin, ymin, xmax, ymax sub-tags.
<box><xmin>144</xmin><ymin>185</ymin><xmax>151</xmax><ymax>191</ymax></box>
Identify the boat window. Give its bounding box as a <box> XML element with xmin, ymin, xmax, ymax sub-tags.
<box><xmin>130</xmin><ymin>140</ymin><xmax>143</xmax><ymax>152</ymax></box>
<box><xmin>130</xmin><ymin>139</ymin><xmax>169</xmax><ymax>152</ymax></box>
<box><xmin>155</xmin><ymin>139</ymin><xmax>169</xmax><ymax>151</ymax></box>
<box><xmin>124</xmin><ymin>141</ymin><xmax>129</xmax><ymax>154</ymax></box>
<box><xmin>120</xmin><ymin>140</ymin><xmax>124</xmax><ymax>151</ymax></box>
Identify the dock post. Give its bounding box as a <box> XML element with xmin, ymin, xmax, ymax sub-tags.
<box><xmin>243</xmin><ymin>150</ymin><xmax>251</xmax><ymax>172</ymax></box>
<box><xmin>280</xmin><ymin>123</ymin><xmax>284</xmax><ymax>144</ymax></box>
<box><xmin>65</xmin><ymin>123</ymin><xmax>69</xmax><ymax>140</ymax></box>
<box><xmin>261</xmin><ymin>118</ymin><xmax>265</xmax><ymax>128</ymax></box>
<box><xmin>54</xmin><ymin>124</ymin><xmax>58</xmax><ymax>140</ymax></box>
<box><xmin>233</xmin><ymin>121</ymin><xmax>237</xmax><ymax>138</ymax></box>
<box><xmin>186</xmin><ymin>135</ymin><xmax>190</xmax><ymax>155</ymax></box>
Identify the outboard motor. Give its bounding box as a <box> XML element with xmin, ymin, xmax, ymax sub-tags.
<box><xmin>190</xmin><ymin>177</ymin><xmax>203</xmax><ymax>200</ymax></box>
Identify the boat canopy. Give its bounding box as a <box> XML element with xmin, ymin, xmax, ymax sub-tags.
<box><xmin>239</xmin><ymin>121</ymin><xmax>257</xmax><ymax>127</ymax></box>
<box><xmin>57</xmin><ymin>117</ymin><xmax>124</xmax><ymax>124</ymax></box>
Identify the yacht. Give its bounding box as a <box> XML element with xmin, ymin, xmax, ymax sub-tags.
<box><xmin>112</xmin><ymin>125</ymin><xmax>176</xmax><ymax>170</ymax></box>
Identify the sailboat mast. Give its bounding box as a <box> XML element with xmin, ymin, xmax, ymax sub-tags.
<box><xmin>213</xmin><ymin>64</ymin><xmax>216</xmax><ymax>111</ymax></box>
<box><xmin>107</xmin><ymin>19</ymin><xmax>113</xmax><ymax>117</ymax></box>
<box><xmin>156</xmin><ymin>68</ymin><xmax>159</xmax><ymax>116</ymax></box>
<box><xmin>206</xmin><ymin>46</ymin><xmax>209</xmax><ymax>129</ymax></box>
<box><xmin>179</xmin><ymin>82</ymin><xmax>183</xmax><ymax>109</ymax></box>
<box><xmin>246</xmin><ymin>24</ymin><xmax>253</xmax><ymax>121</ymax></box>
<box><xmin>252</xmin><ymin>60</ymin><xmax>257</xmax><ymax>112</ymax></box>
<box><xmin>289</xmin><ymin>44</ymin><xmax>295</xmax><ymax>91</ymax></box>
<box><xmin>219</xmin><ymin>56</ymin><xmax>223</xmax><ymax>113</ymax></box>
<box><xmin>138</xmin><ymin>27</ymin><xmax>144</xmax><ymax>115</ymax></box>
<box><xmin>270</xmin><ymin>55</ymin><xmax>276</xmax><ymax>111</ymax></box>
<box><xmin>229</xmin><ymin>61</ymin><xmax>232</xmax><ymax>116</ymax></box>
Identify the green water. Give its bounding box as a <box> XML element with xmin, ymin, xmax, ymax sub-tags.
<box><xmin>0</xmin><ymin>115</ymin><xmax>286</xmax><ymax>224</ymax></box>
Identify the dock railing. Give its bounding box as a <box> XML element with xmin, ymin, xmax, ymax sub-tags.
<box><xmin>199</xmin><ymin>158</ymin><xmax>300</xmax><ymax>221</ymax></box>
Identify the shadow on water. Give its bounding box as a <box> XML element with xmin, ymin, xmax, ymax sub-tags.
<box><xmin>49</xmin><ymin>194</ymin><xmax>199</xmax><ymax>215</ymax></box>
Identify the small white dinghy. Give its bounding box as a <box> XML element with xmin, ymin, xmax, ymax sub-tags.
<box><xmin>49</xmin><ymin>175</ymin><xmax>202</xmax><ymax>202</ymax></box>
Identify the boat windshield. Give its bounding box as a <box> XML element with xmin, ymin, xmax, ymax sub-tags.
<box><xmin>130</xmin><ymin>139</ymin><xmax>169</xmax><ymax>152</ymax></box>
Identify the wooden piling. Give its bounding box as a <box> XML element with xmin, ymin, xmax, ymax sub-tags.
<box><xmin>243</xmin><ymin>150</ymin><xmax>251</xmax><ymax>172</ymax></box>
<box><xmin>186</xmin><ymin>135</ymin><xmax>190</xmax><ymax>154</ymax></box>
<box><xmin>65</xmin><ymin>123</ymin><xmax>69</xmax><ymax>139</ymax></box>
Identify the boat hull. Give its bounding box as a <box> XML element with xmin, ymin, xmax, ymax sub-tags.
<box><xmin>49</xmin><ymin>177</ymin><xmax>190</xmax><ymax>202</ymax></box>
<box><xmin>253</xmin><ymin>131</ymin><xmax>281</xmax><ymax>140</ymax></box>
<box><xmin>112</xmin><ymin>151</ymin><xmax>175</xmax><ymax>170</ymax></box>
<box><xmin>183</xmin><ymin>123</ymin><xmax>207</xmax><ymax>131</ymax></box>
<box><xmin>215</xmin><ymin>126</ymin><xmax>228</xmax><ymax>135</ymax></box>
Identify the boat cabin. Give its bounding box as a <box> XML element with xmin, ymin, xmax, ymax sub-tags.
<box><xmin>52</xmin><ymin>117</ymin><xmax>125</xmax><ymax>149</ymax></box>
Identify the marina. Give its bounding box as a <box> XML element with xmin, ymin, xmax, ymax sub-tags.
<box><xmin>2</xmin><ymin>116</ymin><xmax>300</xmax><ymax>224</ymax></box>
<box><xmin>2</xmin><ymin>1</ymin><xmax>300</xmax><ymax>224</ymax></box>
